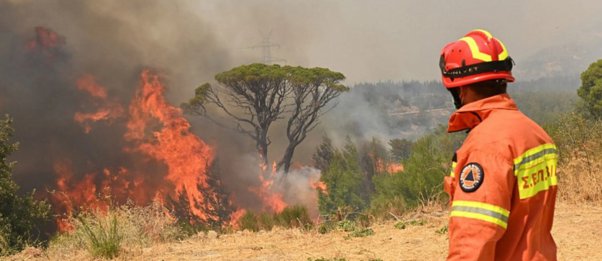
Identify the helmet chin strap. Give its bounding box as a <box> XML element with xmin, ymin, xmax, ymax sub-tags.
<box><xmin>449</xmin><ymin>88</ymin><xmax>463</xmax><ymax>109</ymax></box>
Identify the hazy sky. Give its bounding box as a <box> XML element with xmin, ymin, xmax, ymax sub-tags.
<box><xmin>4</xmin><ymin>0</ymin><xmax>602</xmax><ymax>85</ymax></box>
<box><xmin>194</xmin><ymin>0</ymin><xmax>602</xmax><ymax>83</ymax></box>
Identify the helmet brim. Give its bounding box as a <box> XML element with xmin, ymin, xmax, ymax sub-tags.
<box><xmin>442</xmin><ymin>72</ymin><xmax>514</xmax><ymax>89</ymax></box>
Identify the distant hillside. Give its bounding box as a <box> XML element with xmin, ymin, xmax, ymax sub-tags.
<box><xmin>320</xmin><ymin>76</ymin><xmax>578</xmax><ymax>143</ymax></box>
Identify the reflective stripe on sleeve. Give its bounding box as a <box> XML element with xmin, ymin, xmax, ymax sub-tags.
<box><xmin>450</xmin><ymin>200</ymin><xmax>510</xmax><ymax>229</ymax></box>
<box><xmin>513</xmin><ymin>144</ymin><xmax>558</xmax><ymax>171</ymax></box>
<box><xmin>513</xmin><ymin>144</ymin><xmax>558</xmax><ymax>199</ymax></box>
<box><xmin>450</xmin><ymin>161</ymin><xmax>457</xmax><ymax>177</ymax></box>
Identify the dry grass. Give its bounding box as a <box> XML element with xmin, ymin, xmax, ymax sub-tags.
<box><xmin>548</xmin><ymin>114</ymin><xmax>602</xmax><ymax>203</ymax></box>
<box><xmin>43</xmin><ymin>202</ymin><xmax>181</xmax><ymax>259</ymax></box>
<box><xmin>557</xmin><ymin>147</ymin><xmax>602</xmax><ymax>202</ymax></box>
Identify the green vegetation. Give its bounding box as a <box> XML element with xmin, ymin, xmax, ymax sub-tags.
<box><xmin>312</xmin><ymin>69</ymin><xmax>596</xmax><ymax>226</ymax></box>
<box><xmin>545</xmin><ymin>112</ymin><xmax>602</xmax><ymax>201</ymax></box>
<box><xmin>48</xmin><ymin>203</ymin><xmax>181</xmax><ymax>259</ymax></box>
<box><xmin>316</xmin><ymin>218</ymin><xmax>374</xmax><ymax>238</ymax></box>
<box><xmin>77</xmin><ymin>213</ymin><xmax>122</xmax><ymax>259</ymax></box>
<box><xmin>435</xmin><ymin>225</ymin><xmax>448</xmax><ymax>235</ymax></box>
<box><xmin>0</xmin><ymin>115</ymin><xmax>51</xmax><ymax>255</ymax></box>
<box><xmin>394</xmin><ymin>219</ymin><xmax>426</xmax><ymax>230</ymax></box>
<box><xmin>238</xmin><ymin>205</ymin><xmax>314</xmax><ymax>232</ymax></box>
<box><xmin>317</xmin><ymin>138</ymin><xmax>369</xmax><ymax>217</ymax></box>
<box><xmin>315</xmin><ymin>126</ymin><xmax>463</xmax><ymax>222</ymax></box>
<box><xmin>184</xmin><ymin>63</ymin><xmax>348</xmax><ymax>173</ymax></box>
<box><xmin>578</xmin><ymin>59</ymin><xmax>602</xmax><ymax>119</ymax></box>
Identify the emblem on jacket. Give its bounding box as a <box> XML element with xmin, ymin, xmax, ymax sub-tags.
<box><xmin>459</xmin><ymin>162</ymin><xmax>484</xmax><ymax>192</ymax></box>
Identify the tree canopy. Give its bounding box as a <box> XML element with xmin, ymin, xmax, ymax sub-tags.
<box><xmin>184</xmin><ymin>63</ymin><xmax>348</xmax><ymax>173</ymax></box>
<box><xmin>578</xmin><ymin>59</ymin><xmax>602</xmax><ymax>118</ymax></box>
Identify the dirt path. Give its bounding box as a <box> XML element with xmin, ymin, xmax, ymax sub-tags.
<box><xmin>12</xmin><ymin>202</ymin><xmax>602</xmax><ymax>260</ymax></box>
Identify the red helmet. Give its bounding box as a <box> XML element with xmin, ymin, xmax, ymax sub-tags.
<box><xmin>439</xmin><ymin>29</ymin><xmax>514</xmax><ymax>88</ymax></box>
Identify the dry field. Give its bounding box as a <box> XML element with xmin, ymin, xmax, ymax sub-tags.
<box><xmin>10</xmin><ymin>202</ymin><xmax>602</xmax><ymax>261</ymax></box>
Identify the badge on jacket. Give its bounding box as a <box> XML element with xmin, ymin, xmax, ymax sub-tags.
<box><xmin>459</xmin><ymin>162</ymin><xmax>484</xmax><ymax>192</ymax></box>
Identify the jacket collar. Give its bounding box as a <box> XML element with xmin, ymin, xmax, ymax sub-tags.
<box><xmin>447</xmin><ymin>94</ymin><xmax>518</xmax><ymax>133</ymax></box>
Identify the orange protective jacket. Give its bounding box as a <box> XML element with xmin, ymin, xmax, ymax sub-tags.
<box><xmin>444</xmin><ymin>94</ymin><xmax>558</xmax><ymax>261</ymax></box>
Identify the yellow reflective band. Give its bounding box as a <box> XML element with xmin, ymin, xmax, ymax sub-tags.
<box><xmin>498</xmin><ymin>40</ymin><xmax>509</xmax><ymax>60</ymax></box>
<box><xmin>450</xmin><ymin>162</ymin><xmax>457</xmax><ymax>177</ymax></box>
<box><xmin>451</xmin><ymin>211</ymin><xmax>508</xmax><ymax>229</ymax></box>
<box><xmin>451</xmin><ymin>200</ymin><xmax>509</xmax><ymax>229</ymax></box>
<box><xmin>452</xmin><ymin>200</ymin><xmax>510</xmax><ymax>216</ymax></box>
<box><xmin>514</xmin><ymin>144</ymin><xmax>558</xmax><ymax>171</ymax></box>
<box><xmin>460</xmin><ymin>36</ymin><xmax>492</xmax><ymax>62</ymax></box>
<box><xmin>514</xmin><ymin>144</ymin><xmax>558</xmax><ymax>199</ymax></box>
<box><xmin>474</xmin><ymin>29</ymin><xmax>493</xmax><ymax>40</ymax></box>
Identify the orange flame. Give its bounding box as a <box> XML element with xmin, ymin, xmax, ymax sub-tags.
<box><xmin>376</xmin><ymin>158</ymin><xmax>404</xmax><ymax>174</ymax></box>
<box><xmin>26</xmin><ymin>26</ymin><xmax>65</xmax><ymax>50</ymax></box>
<box><xmin>311</xmin><ymin>181</ymin><xmax>328</xmax><ymax>195</ymax></box>
<box><xmin>125</xmin><ymin>70</ymin><xmax>216</xmax><ymax>221</ymax></box>
<box><xmin>228</xmin><ymin>208</ymin><xmax>247</xmax><ymax>229</ymax></box>
<box><xmin>73</xmin><ymin>74</ymin><xmax>123</xmax><ymax>133</ymax></box>
<box><xmin>250</xmin><ymin>161</ymin><xmax>287</xmax><ymax>213</ymax></box>
<box><xmin>52</xmin><ymin>69</ymin><xmax>219</xmax><ymax>231</ymax></box>
<box><xmin>50</xmin><ymin>160</ymin><xmax>109</xmax><ymax>231</ymax></box>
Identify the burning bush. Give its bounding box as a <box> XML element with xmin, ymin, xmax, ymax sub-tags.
<box><xmin>0</xmin><ymin>116</ymin><xmax>51</xmax><ymax>255</ymax></box>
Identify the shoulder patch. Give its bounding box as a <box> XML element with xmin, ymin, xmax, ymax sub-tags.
<box><xmin>459</xmin><ymin>162</ymin><xmax>484</xmax><ymax>193</ymax></box>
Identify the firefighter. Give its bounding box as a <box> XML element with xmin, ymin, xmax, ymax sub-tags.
<box><xmin>439</xmin><ymin>29</ymin><xmax>558</xmax><ymax>260</ymax></box>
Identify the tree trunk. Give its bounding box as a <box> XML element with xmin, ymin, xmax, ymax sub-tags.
<box><xmin>278</xmin><ymin>144</ymin><xmax>296</xmax><ymax>174</ymax></box>
<box><xmin>257</xmin><ymin>130</ymin><xmax>269</xmax><ymax>170</ymax></box>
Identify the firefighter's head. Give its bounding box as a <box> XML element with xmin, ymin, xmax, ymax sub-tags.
<box><xmin>439</xmin><ymin>29</ymin><xmax>514</xmax><ymax>108</ymax></box>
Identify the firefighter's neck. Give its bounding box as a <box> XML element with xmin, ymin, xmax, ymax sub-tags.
<box><xmin>459</xmin><ymin>85</ymin><xmax>484</xmax><ymax>106</ymax></box>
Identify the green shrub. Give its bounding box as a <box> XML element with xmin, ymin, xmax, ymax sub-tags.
<box><xmin>394</xmin><ymin>219</ymin><xmax>426</xmax><ymax>230</ymax></box>
<box><xmin>398</xmin><ymin>126</ymin><xmax>463</xmax><ymax>207</ymax></box>
<box><xmin>238</xmin><ymin>206</ymin><xmax>313</xmax><ymax>232</ymax></box>
<box><xmin>370</xmin><ymin>173</ymin><xmax>407</xmax><ymax>218</ymax></box>
<box><xmin>337</xmin><ymin>220</ymin><xmax>357</xmax><ymax>232</ymax></box>
<box><xmin>317</xmin><ymin>138</ymin><xmax>368</xmax><ymax>216</ymax></box>
<box><xmin>368</xmin><ymin>126</ymin><xmax>463</xmax><ymax>217</ymax></box>
<box><xmin>239</xmin><ymin>211</ymin><xmax>260</xmax><ymax>232</ymax></box>
<box><xmin>78</xmin><ymin>213</ymin><xmax>122</xmax><ymax>259</ymax></box>
<box><xmin>48</xmin><ymin>203</ymin><xmax>180</xmax><ymax>258</ymax></box>
<box><xmin>348</xmin><ymin>227</ymin><xmax>374</xmax><ymax>237</ymax></box>
<box><xmin>274</xmin><ymin>205</ymin><xmax>313</xmax><ymax>230</ymax></box>
<box><xmin>0</xmin><ymin>115</ymin><xmax>51</xmax><ymax>255</ymax></box>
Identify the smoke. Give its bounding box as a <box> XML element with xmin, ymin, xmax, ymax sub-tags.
<box><xmin>2</xmin><ymin>0</ymin><xmax>600</xmax><ymax>220</ymax></box>
<box><xmin>0</xmin><ymin>0</ymin><xmax>329</xmax><ymax>218</ymax></box>
<box><xmin>192</xmin><ymin>0</ymin><xmax>602</xmax><ymax>83</ymax></box>
<box><xmin>0</xmin><ymin>0</ymin><xmax>220</xmax><ymax>187</ymax></box>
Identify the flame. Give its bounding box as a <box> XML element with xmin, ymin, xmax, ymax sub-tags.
<box><xmin>250</xmin><ymin>161</ymin><xmax>287</xmax><ymax>213</ymax></box>
<box><xmin>376</xmin><ymin>158</ymin><xmax>404</xmax><ymax>174</ymax></box>
<box><xmin>25</xmin><ymin>26</ymin><xmax>65</xmax><ymax>63</ymax></box>
<box><xmin>26</xmin><ymin>26</ymin><xmax>65</xmax><ymax>50</ymax></box>
<box><xmin>125</xmin><ymin>70</ymin><xmax>216</xmax><ymax>221</ymax></box>
<box><xmin>73</xmin><ymin>74</ymin><xmax>123</xmax><ymax>133</ymax></box>
<box><xmin>387</xmin><ymin>162</ymin><xmax>404</xmax><ymax>173</ymax></box>
<box><xmin>52</xmin><ymin>69</ymin><xmax>220</xmax><ymax>231</ymax></box>
<box><xmin>311</xmin><ymin>181</ymin><xmax>328</xmax><ymax>195</ymax></box>
<box><xmin>50</xmin><ymin>160</ymin><xmax>109</xmax><ymax>232</ymax></box>
<box><xmin>228</xmin><ymin>208</ymin><xmax>247</xmax><ymax>229</ymax></box>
